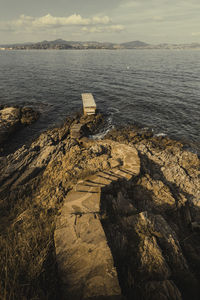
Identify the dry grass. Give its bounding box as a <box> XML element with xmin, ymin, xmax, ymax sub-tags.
<box><xmin>0</xmin><ymin>203</ymin><xmax>58</xmax><ymax>300</ymax></box>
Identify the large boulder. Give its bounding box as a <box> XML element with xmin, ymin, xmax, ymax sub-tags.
<box><xmin>0</xmin><ymin>107</ymin><xmax>20</xmax><ymax>144</ymax></box>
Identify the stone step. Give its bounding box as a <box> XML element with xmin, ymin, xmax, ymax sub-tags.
<box><xmin>85</xmin><ymin>174</ymin><xmax>114</xmax><ymax>187</ymax></box>
<box><xmin>55</xmin><ymin>213</ymin><xmax>122</xmax><ymax>300</ymax></box>
<box><xmin>54</xmin><ymin>141</ymin><xmax>140</xmax><ymax>299</ymax></box>
<box><xmin>75</xmin><ymin>184</ymin><xmax>100</xmax><ymax>193</ymax></box>
<box><xmin>62</xmin><ymin>190</ymin><xmax>101</xmax><ymax>214</ymax></box>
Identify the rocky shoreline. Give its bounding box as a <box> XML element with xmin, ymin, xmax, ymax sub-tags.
<box><xmin>0</xmin><ymin>108</ymin><xmax>199</xmax><ymax>300</ymax></box>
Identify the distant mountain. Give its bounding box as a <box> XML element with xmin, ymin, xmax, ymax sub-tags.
<box><xmin>25</xmin><ymin>39</ymin><xmax>73</xmax><ymax>49</ymax></box>
<box><xmin>1</xmin><ymin>39</ymin><xmax>200</xmax><ymax>50</ymax></box>
<box><xmin>120</xmin><ymin>40</ymin><xmax>149</xmax><ymax>48</ymax></box>
<box><xmin>0</xmin><ymin>39</ymin><xmax>117</xmax><ymax>50</ymax></box>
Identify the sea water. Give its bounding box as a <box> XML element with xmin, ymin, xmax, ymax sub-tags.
<box><xmin>0</xmin><ymin>49</ymin><xmax>199</xmax><ymax>151</ymax></box>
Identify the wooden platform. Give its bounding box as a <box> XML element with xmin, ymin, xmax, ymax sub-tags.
<box><xmin>82</xmin><ymin>93</ymin><xmax>96</xmax><ymax>115</ymax></box>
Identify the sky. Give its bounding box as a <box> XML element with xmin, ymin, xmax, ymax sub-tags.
<box><xmin>0</xmin><ymin>0</ymin><xmax>200</xmax><ymax>44</ymax></box>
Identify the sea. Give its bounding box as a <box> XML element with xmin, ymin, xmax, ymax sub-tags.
<box><xmin>0</xmin><ymin>49</ymin><xmax>199</xmax><ymax>153</ymax></box>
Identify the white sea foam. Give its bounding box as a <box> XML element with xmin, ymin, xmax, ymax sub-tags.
<box><xmin>155</xmin><ymin>132</ymin><xmax>167</xmax><ymax>137</ymax></box>
<box><xmin>89</xmin><ymin>125</ymin><xmax>115</xmax><ymax>140</ymax></box>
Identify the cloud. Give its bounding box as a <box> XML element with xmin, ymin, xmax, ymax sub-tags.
<box><xmin>82</xmin><ymin>26</ymin><xmax>102</xmax><ymax>33</ymax></box>
<box><xmin>82</xmin><ymin>24</ymin><xmax>125</xmax><ymax>33</ymax></box>
<box><xmin>1</xmin><ymin>1</ymin><xmax>199</xmax><ymax>44</ymax></box>
<box><xmin>92</xmin><ymin>16</ymin><xmax>110</xmax><ymax>25</ymax></box>
<box><xmin>109</xmin><ymin>25</ymin><xmax>125</xmax><ymax>32</ymax></box>
<box><xmin>32</xmin><ymin>14</ymin><xmax>89</xmax><ymax>27</ymax></box>
<box><xmin>32</xmin><ymin>14</ymin><xmax>111</xmax><ymax>27</ymax></box>
<box><xmin>192</xmin><ymin>32</ymin><xmax>200</xmax><ymax>36</ymax></box>
<box><xmin>14</xmin><ymin>15</ymin><xmax>35</xmax><ymax>26</ymax></box>
<box><xmin>1</xmin><ymin>13</ymin><xmax>111</xmax><ymax>30</ymax></box>
<box><xmin>0</xmin><ymin>13</ymin><xmax>124</xmax><ymax>39</ymax></box>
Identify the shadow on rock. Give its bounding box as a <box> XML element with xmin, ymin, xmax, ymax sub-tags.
<box><xmin>100</xmin><ymin>154</ymin><xmax>200</xmax><ymax>300</ymax></box>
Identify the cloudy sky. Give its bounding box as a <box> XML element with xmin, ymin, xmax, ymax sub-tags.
<box><xmin>0</xmin><ymin>0</ymin><xmax>200</xmax><ymax>44</ymax></box>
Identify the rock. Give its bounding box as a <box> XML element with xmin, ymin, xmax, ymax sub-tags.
<box><xmin>104</xmin><ymin>126</ymin><xmax>153</xmax><ymax>144</ymax></box>
<box><xmin>191</xmin><ymin>221</ymin><xmax>200</xmax><ymax>231</ymax></box>
<box><xmin>144</xmin><ymin>280</ymin><xmax>182</xmax><ymax>300</ymax></box>
<box><xmin>100</xmin><ymin>129</ymin><xmax>200</xmax><ymax>300</ymax></box>
<box><xmin>100</xmin><ymin>200</ymin><xmax>198</xmax><ymax>299</ymax></box>
<box><xmin>0</xmin><ymin>107</ymin><xmax>20</xmax><ymax>144</ymax></box>
<box><xmin>89</xmin><ymin>144</ymin><xmax>109</xmax><ymax>156</ymax></box>
<box><xmin>20</xmin><ymin>106</ymin><xmax>39</xmax><ymax>125</ymax></box>
<box><xmin>12</xmin><ymin>166</ymin><xmax>43</xmax><ymax>188</ymax></box>
<box><xmin>55</xmin><ymin>213</ymin><xmax>122</xmax><ymax>300</ymax></box>
<box><xmin>0</xmin><ymin>113</ymin><xmax>199</xmax><ymax>300</ymax></box>
<box><xmin>70</xmin><ymin>123</ymin><xmax>83</xmax><ymax>139</ymax></box>
<box><xmin>0</xmin><ymin>106</ymin><xmax>39</xmax><ymax>146</ymax></box>
<box><xmin>54</xmin><ymin>141</ymin><xmax>140</xmax><ymax>299</ymax></box>
<box><xmin>79</xmin><ymin>113</ymin><xmax>104</xmax><ymax>135</ymax></box>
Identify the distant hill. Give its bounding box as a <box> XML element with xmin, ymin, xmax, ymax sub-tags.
<box><xmin>120</xmin><ymin>40</ymin><xmax>149</xmax><ymax>48</ymax></box>
<box><xmin>0</xmin><ymin>39</ymin><xmax>114</xmax><ymax>50</ymax></box>
<box><xmin>22</xmin><ymin>39</ymin><xmax>73</xmax><ymax>49</ymax></box>
<box><xmin>1</xmin><ymin>39</ymin><xmax>200</xmax><ymax>50</ymax></box>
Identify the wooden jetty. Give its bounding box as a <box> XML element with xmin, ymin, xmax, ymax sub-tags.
<box><xmin>82</xmin><ymin>93</ymin><xmax>96</xmax><ymax>115</ymax></box>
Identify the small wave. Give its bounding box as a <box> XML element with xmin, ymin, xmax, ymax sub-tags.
<box><xmin>90</xmin><ymin>121</ymin><xmax>115</xmax><ymax>140</ymax></box>
<box><xmin>142</xmin><ymin>127</ymin><xmax>151</xmax><ymax>131</ymax></box>
<box><xmin>107</xmin><ymin>107</ymin><xmax>120</xmax><ymax>114</ymax></box>
<box><xmin>107</xmin><ymin>116</ymin><xmax>113</xmax><ymax>126</ymax></box>
<box><xmin>155</xmin><ymin>132</ymin><xmax>167</xmax><ymax>137</ymax></box>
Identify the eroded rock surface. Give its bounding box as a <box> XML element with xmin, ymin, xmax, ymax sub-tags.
<box><xmin>0</xmin><ymin>114</ymin><xmax>199</xmax><ymax>300</ymax></box>
<box><xmin>101</xmin><ymin>127</ymin><xmax>200</xmax><ymax>300</ymax></box>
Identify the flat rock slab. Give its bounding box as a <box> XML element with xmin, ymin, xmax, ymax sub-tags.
<box><xmin>61</xmin><ymin>190</ymin><xmax>100</xmax><ymax>214</ymax></box>
<box><xmin>54</xmin><ymin>140</ymin><xmax>140</xmax><ymax>299</ymax></box>
<box><xmin>55</xmin><ymin>213</ymin><xmax>121</xmax><ymax>300</ymax></box>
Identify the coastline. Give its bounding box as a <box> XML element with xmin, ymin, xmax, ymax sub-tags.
<box><xmin>1</xmin><ymin>104</ymin><xmax>199</xmax><ymax>157</ymax></box>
